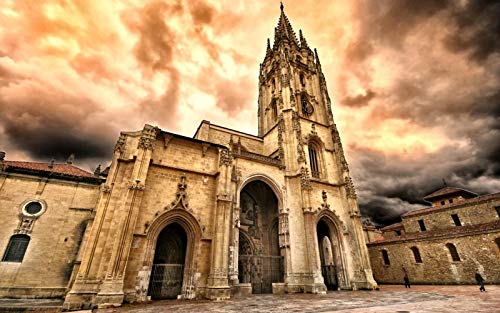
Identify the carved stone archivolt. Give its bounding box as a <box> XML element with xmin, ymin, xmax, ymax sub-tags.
<box><xmin>145</xmin><ymin>174</ymin><xmax>205</xmax><ymax>234</ymax></box>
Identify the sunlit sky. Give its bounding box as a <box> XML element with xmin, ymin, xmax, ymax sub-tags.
<box><xmin>1</xmin><ymin>0</ymin><xmax>499</xmax><ymax>224</ymax></box>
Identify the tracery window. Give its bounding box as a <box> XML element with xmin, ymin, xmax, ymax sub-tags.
<box><xmin>308</xmin><ymin>143</ymin><xmax>320</xmax><ymax>178</ymax></box>
<box><xmin>2</xmin><ymin>234</ymin><xmax>30</xmax><ymax>262</ymax></box>
<box><xmin>410</xmin><ymin>246</ymin><xmax>422</xmax><ymax>263</ymax></box>
<box><xmin>446</xmin><ymin>243</ymin><xmax>460</xmax><ymax>262</ymax></box>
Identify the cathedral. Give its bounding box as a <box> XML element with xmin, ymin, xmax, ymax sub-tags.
<box><xmin>0</xmin><ymin>5</ymin><xmax>376</xmax><ymax>310</ymax></box>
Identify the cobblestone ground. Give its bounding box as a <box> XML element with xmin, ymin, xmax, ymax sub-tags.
<box><xmin>97</xmin><ymin>285</ymin><xmax>500</xmax><ymax>313</ymax></box>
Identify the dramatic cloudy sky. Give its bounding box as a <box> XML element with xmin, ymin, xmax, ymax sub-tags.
<box><xmin>1</xmin><ymin>0</ymin><xmax>499</xmax><ymax>225</ymax></box>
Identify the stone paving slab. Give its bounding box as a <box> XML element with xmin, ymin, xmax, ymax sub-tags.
<box><xmin>96</xmin><ymin>285</ymin><xmax>500</xmax><ymax>313</ymax></box>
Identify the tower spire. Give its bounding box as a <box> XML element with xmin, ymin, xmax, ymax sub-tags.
<box><xmin>273</xmin><ymin>2</ymin><xmax>298</xmax><ymax>47</ymax></box>
<box><xmin>299</xmin><ymin>29</ymin><xmax>310</xmax><ymax>50</ymax></box>
<box><xmin>265</xmin><ymin>38</ymin><xmax>272</xmax><ymax>58</ymax></box>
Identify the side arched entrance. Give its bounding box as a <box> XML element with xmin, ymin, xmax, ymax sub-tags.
<box><xmin>149</xmin><ymin>223</ymin><xmax>187</xmax><ymax>299</ymax></box>
<box><xmin>316</xmin><ymin>213</ymin><xmax>349</xmax><ymax>290</ymax></box>
<box><xmin>237</xmin><ymin>180</ymin><xmax>284</xmax><ymax>294</ymax></box>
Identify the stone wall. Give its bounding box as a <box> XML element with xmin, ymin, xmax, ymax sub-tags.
<box><xmin>0</xmin><ymin>174</ymin><xmax>99</xmax><ymax>298</ymax></box>
<box><xmin>368</xmin><ymin>230</ymin><xmax>500</xmax><ymax>284</ymax></box>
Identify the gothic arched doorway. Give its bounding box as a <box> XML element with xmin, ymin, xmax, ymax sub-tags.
<box><xmin>148</xmin><ymin>223</ymin><xmax>187</xmax><ymax>299</ymax></box>
<box><xmin>238</xmin><ymin>180</ymin><xmax>284</xmax><ymax>293</ymax></box>
<box><xmin>317</xmin><ymin>219</ymin><xmax>339</xmax><ymax>290</ymax></box>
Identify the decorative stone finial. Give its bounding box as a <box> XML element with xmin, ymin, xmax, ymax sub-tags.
<box><xmin>66</xmin><ymin>153</ymin><xmax>75</xmax><ymax>164</ymax></box>
<box><xmin>280</xmin><ymin>1</ymin><xmax>284</xmax><ymax>11</ymax></box>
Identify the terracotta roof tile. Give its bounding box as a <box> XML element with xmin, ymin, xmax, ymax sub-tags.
<box><xmin>403</xmin><ymin>192</ymin><xmax>500</xmax><ymax>218</ymax></box>
<box><xmin>423</xmin><ymin>186</ymin><xmax>477</xmax><ymax>201</ymax></box>
<box><xmin>4</xmin><ymin>161</ymin><xmax>96</xmax><ymax>179</ymax></box>
<box><xmin>368</xmin><ymin>220</ymin><xmax>500</xmax><ymax>246</ymax></box>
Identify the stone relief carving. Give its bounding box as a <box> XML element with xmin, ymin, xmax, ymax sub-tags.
<box><xmin>128</xmin><ymin>181</ymin><xmax>145</xmax><ymax>191</ymax></box>
<box><xmin>292</xmin><ymin>111</ymin><xmax>306</xmax><ymax>163</ymax></box>
<box><xmin>277</xmin><ymin>113</ymin><xmax>285</xmax><ymax>161</ymax></box>
<box><xmin>300</xmin><ymin>167</ymin><xmax>312</xmax><ymax>190</ymax></box>
<box><xmin>320</xmin><ymin>190</ymin><xmax>330</xmax><ymax>210</ymax></box>
<box><xmin>163</xmin><ymin>134</ymin><xmax>173</xmax><ymax>148</ymax></box>
<box><xmin>100</xmin><ymin>184</ymin><xmax>112</xmax><ymax>193</ymax></box>
<box><xmin>166</xmin><ymin>174</ymin><xmax>189</xmax><ymax>211</ymax></box>
<box><xmin>219</xmin><ymin>148</ymin><xmax>232</xmax><ymax>166</ymax></box>
<box><xmin>137</xmin><ymin>137</ymin><xmax>154</xmax><ymax>151</ymax></box>
<box><xmin>114</xmin><ymin>134</ymin><xmax>126</xmax><ymax>153</ymax></box>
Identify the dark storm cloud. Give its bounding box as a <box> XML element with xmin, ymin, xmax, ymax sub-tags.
<box><xmin>341</xmin><ymin>90</ymin><xmax>376</xmax><ymax>107</ymax></box>
<box><xmin>0</xmin><ymin>85</ymin><xmax>114</xmax><ymax>161</ymax></box>
<box><xmin>343</xmin><ymin>0</ymin><xmax>500</xmax><ymax>225</ymax></box>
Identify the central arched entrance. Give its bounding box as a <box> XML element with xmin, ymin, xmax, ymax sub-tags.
<box><xmin>238</xmin><ymin>180</ymin><xmax>284</xmax><ymax>293</ymax></box>
<box><xmin>317</xmin><ymin>219</ymin><xmax>339</xmax><ymax>290</ymax></box>
<box><xmin>149</xmin><ymin>223</ymin><xmax>187</xmax><ymax>299</ymax></box>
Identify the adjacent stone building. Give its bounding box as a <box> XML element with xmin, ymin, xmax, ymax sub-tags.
<box><xmin>367</xmin><ymin>186</ymin><xmax>500</xmax><ymax>285</ymax></box>
<box><xmin>0</xmin><ymin>154</ymin><xmax>102</xmax><ymax>298</ymax></box>
<box><xmin>0</xmin><ymin>5</ymin><xmax>376</xmax><ymax>310</ymax></box>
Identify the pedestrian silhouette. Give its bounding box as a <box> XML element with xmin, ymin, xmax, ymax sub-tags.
<box><xmin>475</xmin><ymin>272</ymin><xmax>486</xmax><ymax>292</ymax></box>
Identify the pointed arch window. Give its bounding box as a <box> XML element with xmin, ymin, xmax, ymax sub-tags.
<box><xmin>446</xmin><ymin>243</ymin><xmax>460</xmax><ymax>262</ymax></box>
<box><xmin>410</xmin><ymin>246</ymin><xmax>422</xmax><ymax>263</ymax></box>
<box><xmin>300</xmin><ymin>73</ymin><xmax>306</xmax><ymax>87</ymax></box>
<box><xmin>308</xmin><ymin>142</ymin><xmax>321</xmax><ymax>178</ymax></box>
<box><xmin>271</xmin><ymin>99</ymin><xmax>278</xmax><ymax>121</ymax></box>
<box><xmin>2</xmin><ymin>234</ymin><xmax>30</xmax><ymax>262</ymax></box>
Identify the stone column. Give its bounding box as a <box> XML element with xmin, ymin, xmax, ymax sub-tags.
<box><xmin>64</xmin><ymin>134</ymin><xmax>127</xmax><ymax>310</ymax></box>
<box><xmin>206</xmin><ymin>148</ymin><xmax>232</xmax><ymax>300</ymax></box>
<box><xmin>94</xmin><ymin>131</ymin><xmax>155</xmax><ymax>307</ymax></box>
<box><xmin>300</xmin><ymin>167</ymin><xmax>327</xmax><ymax>294</ymax></box>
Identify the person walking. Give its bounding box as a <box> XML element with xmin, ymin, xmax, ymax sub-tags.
<box><xmin>404</xmin><ymin>272</ymin><xmax>411</xmax><ymax>288</ymax></box>
<box><xmin>475</xmin><ymin>272</ymin><xmax>486</xmax><ymax>292</ymax></box>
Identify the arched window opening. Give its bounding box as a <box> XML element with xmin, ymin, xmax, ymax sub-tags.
<box><xmin>308</xmin><ymin>143</ymin><xmax>320</xmax><ymax>178</ymax></box>
<box><xmin>495</xmin><ymin>237</ymin><xmax>500</xmax><ymax>252</ymax></box>
<box><xmin>410</xmin><ymin>246</ymin><xmax>422</xmax><ymax>263</ymax></box>
<box><xmin>271</xmin><ymin>100</ymin><xmax>278</xmax><ymax>121</ymax></box>
<box><xmin>446</xmin><ymin>243</ymin><xmax>460</xmax><ymax>262</ymax></box>
<box><xmin>381</xmin><ymin>250</ymin><xmax>390</xmax><ymax>265</ymax></box>
<box><xmin>272</xmin><ymin>78</ymin><xmax>276</xmax><ymax>91</ymax></box>
<box><xmin>2</xmin><ymin>234</ymin><xmax>30</xmax><ymax>262</ymax></box>
<box><xmin>300</xmin><ymin>73</ymin><xmax>306</xmax><ymax>87</ymax></box>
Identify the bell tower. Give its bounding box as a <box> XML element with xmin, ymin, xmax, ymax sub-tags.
<box><xmin>258</xmin><ymin>3</ymin><xmax>350</xmax><ymax>184</ymax></box>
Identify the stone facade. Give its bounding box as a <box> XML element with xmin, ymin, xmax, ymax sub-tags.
<box><xmin>0</xmin><ymin>5</ymin><xmax>377</xmax><ymax>310</ymax></box>
<box><xmin>367</xmin><ymin>186</ymin><xmax>500</xmax><ymax>285</ymax></box>
<box><xmin>0</xmin><ymin>158</ymin><xmax>102</xmax><ymax>298</ymax></box>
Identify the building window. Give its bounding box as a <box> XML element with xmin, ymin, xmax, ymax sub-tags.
<box><xmin>410</xmin><ymin>246</ymin><xmax>422</xmax><ymax>263</ymax></box>
<box><xmin>308</xmin><ymin>143</ymin><xmax>320</xmax><ymax>178</ymax></box>
<box><xmin>395</xmin><ymin>230</ymin><xmax>401</xmax><ymax>236</ymax></box>
<box><xmin>441</xmin><ymin>200</ymin><xmax>445</xmax><ymax>205</ymax></box>
<box><xmin>446</xmin><ymin>243</ymin><xmax>460</xmax><ymax>262</ymax></box>
<box><xmin>495</xmin><ymin>238</ymin><xmax>500</xmax><ymax>252</ymax></box>
<box><xmin>418</xmin><ymin>219</ymin><xmax>426</xmax><ymax>231</ymax></box>
<box><xmin>381</xmin><ymin>250</ymin><xmax>390</xmax><ymax>265</ymax></box>
<box><xmin>271</xmin><ymin>100</ymin><xmax>278</xmax><ymax>121</ymax></box>
<box><xmin>449</xmin><ymin>199</ymin><xmax>453</xmax><ymax>204</ymax></box>
<box><xmin>495</xmin><ymin>206</ymin><xmax>500</xmax><ymax>218</ymax></box>
<box><xmin>451</xmin><ymin>214</ymin><xmax>461</xmax><ymax>226</ymax></box>
<box><xmin>300</xmin><ymin>73</ymin><xmax>306</xmax><ymax>87</ymax></box>
<box><xmin>2</xmin><ymin>235</ymin><xmax>30</xmax><ymax>262</ymax></box>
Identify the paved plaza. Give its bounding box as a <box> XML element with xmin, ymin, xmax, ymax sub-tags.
<box><xmin>0</xmin><ymin>285</ymin><xmax>497</xmax><ymax>312</ymax></box>
<box><xmin>96</xmin><ymin>285</ymin><xmax>499</xmax><ymax>313</ymax></box>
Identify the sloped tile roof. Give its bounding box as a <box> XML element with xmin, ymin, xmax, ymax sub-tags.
<box><xmin>368</xmin><ymin>220</ymin><xmax>500</xmax><ymax>246</ymax></box>
<box><xmin>423</xmin><ymin>186</ymin><xmax>477</xmax><ymax>201</ymax></box>
<box><xmin>403</xmin><ymin>192</ymin><xmax>500</xmax><ymax>218</ymax></box>
<box><xmin>3</xmin><ymin>160</ymin><xmax>101</xmax><ymax>184</ymax></box>
<box><xmin>380</xmin><ymin>222</ymin><xmax>404</xmax><ymax>232</ymax></box>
